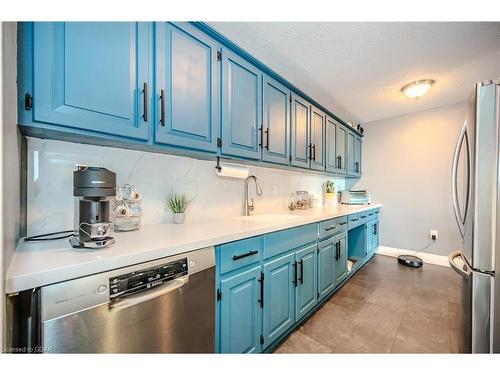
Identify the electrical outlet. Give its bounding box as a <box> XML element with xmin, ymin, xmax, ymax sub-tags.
<box><xmin>430</xmin><ymin>230</ymin><xmax>438</xmax><ymax>240</ymax></box>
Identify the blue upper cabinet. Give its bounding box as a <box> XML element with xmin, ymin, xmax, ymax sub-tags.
<box><xmin>262</xmin><ymin>75</ymin><xmax>290</xmax><ymax>165</ymax></box>
<box><xmin>310</xmin><ymin>106</ymin><xmax>325</xmax><ymax>171</ymax></box>
<box><xmin>29</xmin><ymin>22</ymin><xmax>150</xmax><ymax>140</ymax></box>
<box><xmin>354</xmin><ymin>135</ymin><xmax>362</xmax><ymax>177</ymax></box>
<box><xmin>347</xmin><ymin>131</ymin><xmax>362</xmax><ymax>177</ymax></box>
<box><xmin>295</xmin><ymin>243</ymin><xmax>318</xmax><ymax>320</ymax></box>
<box><xmin>347</xmin><ymin>131</ymin><xmax>356</xmax><ymax>176</ymax></box>
<box><xmin>290</xmin><ymin>94</ymin><xmax>311</xmax><ymax>169</ymax></box>
<box><xmin>221</xmin><ymin>48</ymin><xmax>262</xmax><ymax>160</ymax></box>
<box><xmin>325</xmin><ymin>116</ymin><xmax>337</xmax><ymax>173</ymax></box>
<box><xmin>155</xmin><ymin>22</ymin><xmax>219</xmax><ymax>153</ymax></box>
<box><xmin>335</xmin><ymin>124</ymin><xmax>348</xmax><ymax>174</ymax></box>
<box><xmin>262</xmin><ymin>252</ymin><xmax>295</xmax><ymax>347</ymax></box>
<box><xmin>219</xmin><ymin>265</ymin><xmax>262</xmax><ymax>353</ymax></box>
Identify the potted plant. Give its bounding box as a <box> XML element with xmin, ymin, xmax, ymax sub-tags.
<box><xmin>166</xmin><ymin>193</ymin><xmax>192</xmax><ymax>224</ymax></box>
<box><xmin>324</xmin><ymin>180</ymin><xmax>335</xmax><ymax>207</ymax></box>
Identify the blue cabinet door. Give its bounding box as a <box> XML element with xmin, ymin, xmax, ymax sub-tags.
<box><xmin>347</xmin><ymin>131</ymin><xmax>355</xmax><ymax>175</ymax></box>
<box><xmin>310</xmin><ymin>106</ymin><xmax>325</xmax><ymax>171</ymax></box>
<box><xmin>290</xmin><ymin>94</ymin><xmax>311</xmax><ymax>169</ymax></box>
<box><xmin>220</xmin><ymin>265</ymin><xmax>262</xmax><ymax>353</ymax></box>
<box><xmin>262</xmin><ymin>75</ymin><xmax>290</xmax><ymax>165</ymax></box>
<box><xmin>325</xmin><ymin>116</ymin><xmax>337</xmax><ymax>173</ymax></box>
<box><xmin>366</xmin><ymin>221</ymin><xmax>374</xmax><ymax>257</ymax></box>
<box><xmin>31</xmin><ymin>22</ymin><xmax>150</xmax><ymax>140</ymax></box>
<box><xmin>318</xmin><ymin>238</ymin><xmax>335</xmax><ymax>300</ymax></box>
<box><xmin>221</xmin><ymin>48</ymin><xmax>262</xmax><ymax>159</ymax></box>
<box><xmin>155</xmin><ymin>22</ymin><xmax>219</xmax><ymax>153</ymax></box>
<box><xmin>373</xmin><ymin>220</ymin><xmax>379</xmax><ymax>250</ymax></box>
<box><xmin>334</xmin><ymin>232</ymin><xmax>348</xmax><ymax>285</ymax></box>
<box><xmin>263</xmin><ymin>252</ymin><xmax>295</xmax><ymax>347</ymax></box>
<box><xmin>295</xmin><ymin>243</ymin><xmax>318</xmax><ymax>320</ymax></box>
<box><xmin>335</xmin><ymin>124</ymin><xmax>348</xmax><ymax>174</ymax></box>
<box><xmin>354</xmin><ymin>135</ymin><xmax>362</xmax><ymax>177</ymax></box>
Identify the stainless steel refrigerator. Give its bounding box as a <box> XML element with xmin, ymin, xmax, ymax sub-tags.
<box><xmin>449</xmin><ymin>79</ymin><xmax>500</xmax><ymax>353</ymax></box>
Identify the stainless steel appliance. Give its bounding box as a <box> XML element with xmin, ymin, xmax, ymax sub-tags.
<box><xmin>70</xmin><ymin>166</ymin><xmax>116</xmax><ymax>249</ymax></box>
<box><xmin>340</xmin><ymin>190</ymin><xmax>371</xmax><ymax>205</ymax></box>
<box><xmin>448</xmin><ymin>79</ymin><xmax>500</xmax><ymax>353</ymax></box>
<box><xmin>40</xmin><ymin>247</ymin><xmax>215</xmax><ymax>353</ymax></box>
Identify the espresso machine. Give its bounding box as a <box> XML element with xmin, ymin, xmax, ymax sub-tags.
<box><xmin>70</xmin><ymin>166</ymin><xmax>117</xmax><ymax>249</ymax></box>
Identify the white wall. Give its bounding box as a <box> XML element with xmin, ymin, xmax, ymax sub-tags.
<box><xmin>357</xmin><ymin>103</ymin><xmax>467</xmax><ymax>256</ymax></box>
<box><xmin>26</xmin><ymin>137</ymin><xmax>345</xmax><ymax>236</ymax></box>
<box><xmin>1</xmin><ymin>22</ymin><xmax>20</xmax><ymax>351</ymax></box>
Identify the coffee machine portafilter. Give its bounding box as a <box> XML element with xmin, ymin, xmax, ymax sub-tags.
<box><xmin>70</xmin><ymin>166</ymin><xmax>117</xmax><ymax>249</ymax></box>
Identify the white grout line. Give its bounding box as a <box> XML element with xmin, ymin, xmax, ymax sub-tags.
<box><xmin>375</xmin><ymin>246</ymin><xmax>450</xmax><ymax>268</ymax></box>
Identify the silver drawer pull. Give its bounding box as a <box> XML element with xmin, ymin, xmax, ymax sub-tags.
<box><xmin>325</xmin><ymin>226</ymin><xmax>336</xmax><ymax>231</ymax></box>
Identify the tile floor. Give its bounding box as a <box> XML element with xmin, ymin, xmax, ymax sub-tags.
<box><xmin>275</xmin><ymin>254</ymin><xmax>464</xmax><ymax>353</ymax></box>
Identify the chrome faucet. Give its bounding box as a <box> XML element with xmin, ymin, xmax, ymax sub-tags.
<box><xmin>244</xmin><ymin>175</ymin><xmax>263</xmax><ymax>216</ymax></box>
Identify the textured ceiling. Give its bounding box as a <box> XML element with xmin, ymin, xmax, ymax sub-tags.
<box><xmin>208</xmin><ymin>22</ymin><xmax>500</xmax><ymax>123</ymax></box>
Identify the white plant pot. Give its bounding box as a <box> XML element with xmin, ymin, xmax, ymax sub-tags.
<box><xmin>173</xmin><ymin>212</ymin><xmax>186</xmax><ymax>224</ymax></box>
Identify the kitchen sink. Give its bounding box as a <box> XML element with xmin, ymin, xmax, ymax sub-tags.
<box><xmin>234</xmin><ymin>214</ymin><xmax>302</xmax><ymax>223</ymax></box>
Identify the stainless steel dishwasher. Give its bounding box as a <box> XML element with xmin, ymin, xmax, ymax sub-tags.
<box><xmin>40</xmin><ymin>247</ymin><xmax>215</xmax><ymax>353</ymax></box>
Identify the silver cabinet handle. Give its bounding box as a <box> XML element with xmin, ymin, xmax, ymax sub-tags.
<box><xmin>448</xmin><ymin>250</ymin><xmax>471</xmax><ymax>280</ymax></box>
<box><xmin>451</xmin><ymin>121</ymin><xmax>471</xmax><ymax>239</ymax></box>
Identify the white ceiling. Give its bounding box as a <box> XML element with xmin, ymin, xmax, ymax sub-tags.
<box><xmin>208</xmin><ymin>22</ymin><xmax>500</xmax><ymax>123</ymax></box>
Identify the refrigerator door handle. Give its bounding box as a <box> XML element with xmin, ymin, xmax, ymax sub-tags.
<box><xmin>448</xmin><ymin>250</ymin><xmax>471</xmax><ymax>280</ymax></box>
<box><xmin>451</xmin><ymin>121</ymin><xmax>471</xmax><ymax>239</ymax></box>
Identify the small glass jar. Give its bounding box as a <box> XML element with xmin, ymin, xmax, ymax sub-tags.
<box><xmin>295</xmin><ymin>191</ymin><xmax>309</xmax><ymax>210</ymax></box>
<box><xmin>288</xmin><ymin>193</ymin><xmax>296</xmax><ymax>211</ymax></box>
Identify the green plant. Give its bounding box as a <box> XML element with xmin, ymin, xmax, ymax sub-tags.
<box><xmin>325</xmin><ymin>180</ymin><xmax>334</xmax><ymax>194</ymax></box>
<box><xmin>166</xmin><ymin>193</ymin><xmax>192</xmax><ymax>213</ymax></box>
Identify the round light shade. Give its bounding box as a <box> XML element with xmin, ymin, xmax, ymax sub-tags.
<box><xmin>401</xmin><ymin>79</ymin><xmax>435</xmax><ymax>99</ymax></box>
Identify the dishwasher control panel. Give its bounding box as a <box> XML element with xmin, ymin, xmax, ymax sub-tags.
<box><xmin>109</xmin><ymin>257</ymin><xmax>188</xmax><ymax>299</ymax></box>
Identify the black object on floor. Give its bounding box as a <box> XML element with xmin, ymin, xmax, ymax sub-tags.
<box><xmin>397</xmin><ymin>255</ymin><xmax>423</xmax><ymax>268</ymax></box>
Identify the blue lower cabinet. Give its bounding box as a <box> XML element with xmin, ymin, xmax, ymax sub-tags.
<box><xmin>318</xmin><ymin>238</ymin><xmax>335</xmax><ymax>300</ymax></box>
<box><xmin>155</xmin><ymin>22</ymin><xmax>219</xmax><ymax>153</ymax></box>
<box><xmin>373</xmin><ymin>220</ymin><xmax>379</xmax><ymax>250</ymax></box>
<box><xmin>333</xmin><ymin>232</ymin><xmax>348</xmax><ymax>285</ymax></box>
<box><xmin>295</xmin><ymin>243</ymin><xmax>318</xmax><ymax>320</ymax></box>
<box><xmin>262</xmin><ymin>252</ymin><xmax>295</xmax><ymax>347</ymax></box>
<box><xmin>367</xmin><ymin>219</ymin><xmax>379</xmax><ymax>256</ymax></box>
<box><xmin>219</xmin><ymin>265</ymin><xmax>262</xmax><ymax>353</ymax></box>
<box><xmin>27</xmin><ymin>22</ymin><xmax>150</xmax><ymax>140</ymax></box>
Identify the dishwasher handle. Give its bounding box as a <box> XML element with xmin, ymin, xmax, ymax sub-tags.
<box><xmin>110</xmin><ymin>276</ymin><xmax>189</xmax><ymax>310</ymax></box>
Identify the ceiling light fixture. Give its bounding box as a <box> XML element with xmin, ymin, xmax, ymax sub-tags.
<box><xmin>400</xmin><ymin>79</ymin><xmax>435</xmax><ymax>99</ymax></box>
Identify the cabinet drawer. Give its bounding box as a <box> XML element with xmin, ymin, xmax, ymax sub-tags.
<box><xmin>263</xmin><ymin>223</ymin><xmax>317</xmax><ymax>259</ymax></box>
<box><xmin>359</xmin><ymin>211</ymin><xmax>369</xmax><ymax>225</ymax></box>
<box><xmin>319</xmin><ymin>216</ymin><xmax>348</xmax><ymax>239</ymax></box>
<box><xmin>219</xmin><ymin>236</ymin><xmax>262</xmax><ymax>274</ymax></box>
<box><xmin>367</xmin><ymin>209</ymin><xmax>376</xmax><ymax>220</ymax></box>
<box><xmin>319</xmin><ymin>218</ymin><xmax>338</xmax><ymax>239</ymax></box>
<box><xmin>347</xmin><ymin>213</ymin><xmax>361</xmax><ymax>229</ymax></box>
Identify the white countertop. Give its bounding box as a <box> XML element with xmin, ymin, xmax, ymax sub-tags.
<box><xmin>5</xmin><ymin>204</ymin><xmax>381</xmax><ymax>293</ymax></box>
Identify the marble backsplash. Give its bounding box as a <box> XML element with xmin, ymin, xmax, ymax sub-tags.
<box><xmin>26</xmin><ymin>137</ymin><xmax>346</xmax><ymax>236</ymax></box>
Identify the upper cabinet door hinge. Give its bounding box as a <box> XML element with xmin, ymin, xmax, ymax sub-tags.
<box><xmin>217</xmin><ymin>288</ymin><xmax>222</xmax><ymax>301</ymax></box>
<box><xmin>217</xmin><ymin>138</ymin><xmax>222</xmax><ymax>148</ymax></box>
<box><xmin>25</xmin><ymin>93</ymin><xmax>33</xmax><ymax>111</ymax></box>
<box><xmin>217</xmin><ymin>51</ymin><xmax>222</xmax><ymax>62</ymax></box>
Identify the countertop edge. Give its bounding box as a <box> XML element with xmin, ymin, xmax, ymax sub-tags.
<box><xmin>6</xmin><ymin>204</ymin><xmax>382</xmax><ymax>294</ymax></box>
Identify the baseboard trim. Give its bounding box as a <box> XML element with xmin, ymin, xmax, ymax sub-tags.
<box><xmin>376</xmin><ymin>246</ymin><xmax>450</xmax><ymax>268</ymax></box>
